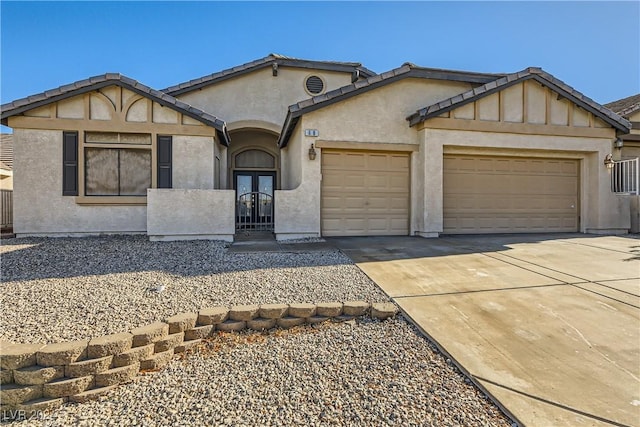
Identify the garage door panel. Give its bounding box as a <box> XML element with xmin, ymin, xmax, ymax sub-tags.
<box><xmin>444</xmin><ymin>155</ymin><xmax>579</xmax><ymax>234</ymax></box>
<box><xmin>321</xmin><ymin>150</ymin><xmax>409</xmax><ymax>236</ymax></box>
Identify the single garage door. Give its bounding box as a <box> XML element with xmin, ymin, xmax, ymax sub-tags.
<box><xmin>443</xmin><ymin>155</ymin><xmax>579</xmax><ymax>234</ymax></box>
<box><xmin>321</xmin><ymin>150</ymin><xmax>409</xmax><ymax>236</ymax></box>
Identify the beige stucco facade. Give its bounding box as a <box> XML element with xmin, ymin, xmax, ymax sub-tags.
<box><xmin>7</xmin><ymin>84</ymin><xmax>226</xmax><ymax>237</ymax></box>
<box><xmin>147</xmin><ymin>189</ymin><xmax>235</xmax><ymax>241</ymax></box>
<box><xmin>2</xmin><ymin>58</ymin><xmax>634</xmax><ymax>240</ymax></box>
<box><xmin>178</xmin><ymin>67</ymin><xmax>354</xmax><ymax>132</ymax></box>
<box><xmin>13</xmin><ymin>129</ymin><xmax>148</xmax><ymax>235</ymax></box>
<box><xmin>274</xmin><ymin>77</ymin><xmax>629</xmax><ymax>238</ymax></box>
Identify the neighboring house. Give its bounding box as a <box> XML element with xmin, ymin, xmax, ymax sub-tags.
<box><xmin>605</xmin><ymin>94</ymin><xmax>640</xmax><ymax>160</ymax></box>
<box><xmin>605</xmin><ymin>94</ymin><xmax>640</xmax><ymax>232</ymax></box>
<box><xmin>0</xmin><ymin>54</ymin><xmax>633</xmax><ymax>240</ymax></box>
<box><xmin>0</xmin><ymin>134</ymin><xmax>13</xmax><ymax>190</ymax></box>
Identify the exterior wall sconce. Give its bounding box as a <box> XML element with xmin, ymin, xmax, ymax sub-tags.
<box><xmin>614</xmin><ymin>137</ymin><xmax>624</xmax><ymax>149</ymax></box>
<box><xmin>308</xmin><ymin>143</ymin><xmax>317</xmax><ymax>160</ymax></box>
<box><xmin>604</xmin><ymin>153</ymin><xmax>615</xmax><ymax>170</ymax></box>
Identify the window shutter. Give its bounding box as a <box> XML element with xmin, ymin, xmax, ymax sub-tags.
<box><xmin>157</xmin><ymin>135</ymin><xmax>172</xmax><ymax>188</ymax></box>
<box><xmin>62</xmin><ymin>131</ymin><xmax>78</xmax><ymax>196</ymax></box>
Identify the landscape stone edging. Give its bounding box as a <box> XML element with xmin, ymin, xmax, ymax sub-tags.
<box><xmin>0</xmin><ymin>301</ymin><xmax>398</xmax><ymax>421</ymax></box>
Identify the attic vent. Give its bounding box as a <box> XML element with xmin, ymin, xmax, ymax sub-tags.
<box><xmin>305</xmin><ymin>75</ymin><xmax>324</xmax><ymax>95</ymax></box>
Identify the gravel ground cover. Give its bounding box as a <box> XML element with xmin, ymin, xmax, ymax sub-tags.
<box><xmin>8</xmin><ymin>319</ymin><xmax>510</xmax><ymax>427</ymax></box>
<box><xmin>1</xmin><ymin>236</ymin><xmax>388</xmax><ymax>344</ymax></box>
<box><xmin>1</xmin><ymin>236</ymin><xmax>511</xmax><ymax>426</ymax></box>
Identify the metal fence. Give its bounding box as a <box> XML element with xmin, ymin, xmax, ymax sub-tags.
<box><xmin>236</xmin><ymin>192</ymin><xmax>274</xmax><ymax>232</ymax></box>
<box><xmin>1</xmin><ymin>190</ymin><xmax>12</xmax><ymax>229</ymax></box>
<box><xmin>611</xmin><ymin>158</ymin><xmax>639</xmax><ymax>195</ymax></box>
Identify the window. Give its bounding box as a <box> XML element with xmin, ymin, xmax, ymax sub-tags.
<box><xmin>235</xmin><ymin>149</ymin><xmax>275</xmax><ymax>168</ymax></box>
<box><xmin>84</xmin><ymin>132</ymin><xmax>152</xmax><ymax>197</ymax></box>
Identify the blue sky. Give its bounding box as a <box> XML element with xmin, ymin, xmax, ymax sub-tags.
<box><xmin>1</xmin><ymin>1</ymin><xmax>639</xmax><ymax>131</ymax></box>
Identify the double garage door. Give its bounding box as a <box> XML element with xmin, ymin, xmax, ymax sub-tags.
<box><xmin>320</xmin><ymin>150</ymin><xmax>579</xmax><ymax>236</ymax></box>
<box><xmin>321</xmin><ymin>150</ymin><xmax>410</xmax><ymax>236</ymax></box>
<box><xmin>443</xmin><ymin>155</ymin><xmax>579</xmax><ymax>234</ymax></box>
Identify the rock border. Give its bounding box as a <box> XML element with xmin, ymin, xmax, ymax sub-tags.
<box><xmin>0</xmin><ymin>301</ymin><xmax>397</xmax><ymax>421</ymax></box>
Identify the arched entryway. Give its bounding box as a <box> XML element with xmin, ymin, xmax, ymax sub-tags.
<box><xmin>228</xmin><ymin>129</ymin><xmax>280</xmax><ymax>233</ymax></box>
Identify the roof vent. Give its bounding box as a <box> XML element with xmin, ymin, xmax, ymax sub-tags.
<box><xmin>305</xmin><ymin>75</ymin><xmax>324</xmax><ymax>95</ymax></box>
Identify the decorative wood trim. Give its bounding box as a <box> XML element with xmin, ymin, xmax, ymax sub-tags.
<box><xmin>83</xmin><ymin>142</ymin><xmax>151</xmax><ymax>149</ymax></box>
<box><xmin>545</xmin><ymin>87</ymin><xmax>551</xmax><ymax>125</ymax></box>
<box><xmin>568</xmin><ymin>102</ymin><xmax>573</xmax><ymax>127</ymax></box>
<box><xmin>92</xmin><ymin>91</ymin><xmax>116</xmax><ymax>119</ymax></box>
<box><xmin>83</xmin><ymin>94</ymin><xmax>90</xmax><ymax>121</ymax></box>
<box><xmin>523</xmin><ymin>80</ymin><xmax>528</xmax><ymax>124</ymax></box>
<box><xmin>115</xmin><ymin>86</ymin><xmax>122</xmax><ymax>116</ymax></box>
<box><xmin>122</xmin><ymin>95</ymin><xmax>144</xmax><ymax>122</ymax></box>
<box><xmin>7</xmin><ymin>116</ymin><xmax>216</xmax><ymax>137</ymax></box>
<box><xmin>419</xmin><ymin>117</ymin><xmax>614</xmax><ymax>138</ymax></box>
<box><xmin>315</xmin><ymin>140</ymin><xmax>419</xmax><ymax>152</ymax></box>
<box><xmin>74</xmin><ymin>196</ymin><xmax>147</xmax><ymax>205</ymax></box>
<box><xmin>147</xmin><ymin>99</ymin><xmax>153</xmax><ymax>123</ymax></box>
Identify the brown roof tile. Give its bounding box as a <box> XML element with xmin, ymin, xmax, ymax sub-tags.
<box><xmin>604</xmin><ymin>94</ymin><xmax>640</xmax><ymax>117</ymax></box>
<box><xmin>278</xmin><ymin>64</ymin><xmax>502</xmax><ymax>147</ymax></box>
<box><xmin>407</xmin><ymin>67</ymin><xmax>631</xmax><ymax>133</ymax></box>
<box><xmin>162</xmin><ymin>53</ymin><xmax>376</xmax><ymax>96</ymax></box>
<box><xmin>1</xmin><ymin>74</ymin><xmax>230</xmax><ymax>146</ymax></box>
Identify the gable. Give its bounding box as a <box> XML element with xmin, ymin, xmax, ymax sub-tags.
<box><xmin>177</xmin><ymin>67</ymin><xmax>355</xmax><ymax>129</ymax></box>
<box><xmin>7</xmin><ymin>85</ymin><xmax>223</xmax><ymax>139</ymax></box>
<box><xmin>434</xmin><ymin>80</ymin><xmax>611</xmax><ymax>129</ymax></box>
<box><xmin>408</xmin><ymin>68</ymin><xmax>630</xmax><ymax>135</ymax></box>
<box><xmin>301</xmin><ymin>78</ymin><xmax>474</xmax><ymax>145</ymax></box>
<box><xmin>162</xmin><ymin>53</ymin><xmax>374</xmax><ymax>96</ymax></box>
<box><xmin>1</xmin><ymin>74</ymin><xmax>230</xmax><ymax>145</ymax></box>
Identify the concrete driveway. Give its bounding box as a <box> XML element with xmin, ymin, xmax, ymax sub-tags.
<box><xmin>330</xmin><ymin>234</ymin><xmax>640</xmax><ymax>427</ymax></box>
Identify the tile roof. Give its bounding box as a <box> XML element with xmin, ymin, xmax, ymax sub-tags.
<box><xmin>407</xmin><ymin>67</ymin><xmax>631</xmax><ymax>133</ymax></box>
<box><xmin>278</xmin><ymin>64</ymin><xmax>503</xmax><ymax>147</ymax></box>
<box><xmin>162</xmin><ymin>53</ymin><xmax>377</xmax><ymax>96</ymax></box>
<box><xmin>604</xmin><ymin>93</ymin><xmax>640</xmax><ymax>118</ymax></box>
<box><xmin>0</xmin><ymin>134</ymin><xmax>12</xmax><ymax>170</ymax></box>
<box><xmin>1</xmin><ymin>74</ymin><xmax>231</xmax><ymax>146</ymax></box>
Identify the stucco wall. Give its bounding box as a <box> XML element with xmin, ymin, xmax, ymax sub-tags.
<box><xmin>280</xmin><ymin>127</ymin><xmax>303</xmax><ymax>191</ymax></box>
<box><xmin>302</xmin><ymin>78</ymin><xmax>473</xmax><ymax>145</ymax></box>
<box><xmin>177</xmin><ymin>68</ymin><xmax>354</xmax><ymax>131</ymax></box>
<box><xmin>172</xmin><ymin>136</ymin><xmax>215</xmax><ymax>189</ymax></box>
<box><xmin>417</xmin><ymin>128</ymin><xmax>628</xmax><ymax>235</ymax></box>
<box><xmin>227</xmin><ymin>130</ymin><xmax>280</xmax><ymax>189</ymax></box>
<box><xmin>274</xmin><ymin>119</ymin><xmax>320</xmax><ymax>240</ymax></box>
<box><xmin>13</xmin><ymin>129</ymin><xmax>147</xmax><ymax>236</ymax></box>
<box><xmin>147</xmin><ymin>189</ymin><xmax>235</xmax><ymax>241</ymax></box>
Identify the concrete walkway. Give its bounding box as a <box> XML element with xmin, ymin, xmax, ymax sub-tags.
<box><xmin>330</xmin><ymin>234</ymin><xmax>640</xmax><ymax>427</ymax></box>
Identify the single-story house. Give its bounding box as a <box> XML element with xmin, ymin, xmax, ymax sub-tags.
<box><xmin>0</xmin><ymin>54</ymin><xmax>634</xmax><ymax>241</ymax></box>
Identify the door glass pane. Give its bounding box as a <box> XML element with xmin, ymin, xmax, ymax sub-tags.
<box><xmin>258</xmin><ymin>175</ymin><xmax>273</xmax><ymax>196</ymax></box>
<box><xmin>236</xmin><ymin>175</ymin><xmax>252</xmax><ymax>199</ymax></box>
<box><xmin>258</xmin><ymin>175</ymin><xmax>273</xmax><ymax>218</ymax></box>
